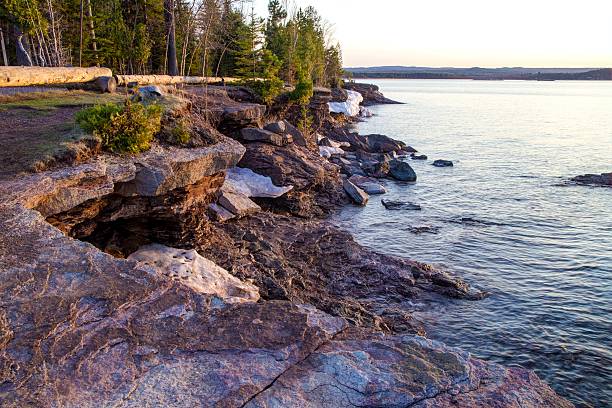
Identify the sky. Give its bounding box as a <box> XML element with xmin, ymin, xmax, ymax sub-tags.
<box><xmin>252</xmin><ymin>0</ymin><xmax>612</xmax><ymax>68</ymax></box>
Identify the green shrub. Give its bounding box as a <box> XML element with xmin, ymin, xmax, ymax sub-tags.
<box><xmin>171</xmin><ymin>118</ymin><xmax>191</xmax><ymax>145</ymax></box>
<box><xmin>76</xmin><ymin>99</ymin><xmax>162</xmax><ymax>154</ymax></box>
<box><xmin>290</xmin><ymin>74</ymin><xmax>314</xmax><ymax>105</ymax></box>
<box><xmin>239</xmin><ymin>78</ymin><xmax>284</xmax><ymax>105</ymax></box>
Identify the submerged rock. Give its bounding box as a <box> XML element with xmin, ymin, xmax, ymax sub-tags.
<box><xmin>433</xmin><ymin>159</ymin><xmax>454</xmax><ymax>167</ymax></box>
<box><xmin>570</xmin><ymin>172</ymin><xmax>612</xmax><ymax>187</ymax></box>
<box><xmin>411</xmin><ymin>153</ymin><xmax>428</xmax><ymax>160</ymax></box>
<box><xmin>382</xmin><ymin>199</ymin><xmax>422</xmax><ymax>211</ymax></box>
<box><xmin>343</xmin><ymin>179</ymin><xmax>369</xmax><ymax>206</ymax></box>
<box><xmin>129</xmin><ymin>243</ymin><xmax>260</xmax><ymax>303</ymax></box>
<box><xmin>389</xmin><ymin>159</ymin><xmax>417</xmax><ymax>181</ymax></box>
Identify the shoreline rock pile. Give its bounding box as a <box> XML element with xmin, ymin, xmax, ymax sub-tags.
<box><xmin>0</xmin><ymin>83</ymin><xmax>573</xmax><ymax>407</ymax></box>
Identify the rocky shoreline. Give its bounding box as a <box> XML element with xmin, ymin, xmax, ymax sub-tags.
<box><xmin>0</xmin><ymin>83</ymin><xmax>572</xmax><ymax>406</ymax></box>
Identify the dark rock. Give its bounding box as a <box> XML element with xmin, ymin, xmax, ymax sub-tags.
<box><xmin>571</xmin><ymin>172</ymin><xmax>612</xmax><ymax>187</ymax></box>
<box><xmin>402</xmin><ymin>145</ymin><xmax>418</xmax><ymax>153</ymax></box>
<box><xmin>263</xmin><ymin>121</ymin><xmax>286</xmax><ymax>135</ymax></box>
<box><xmin>199</xmin><ymin>212</ymin><xmax>487</xmax><ymax>332</ymax></box>
<box><xmin>238</xmin><ymin>142</ymin><xmax>345</xmax><ymax>217</ymax></box>
<box><xmin>363</xmin><ymin>160</ymin><xmax>390</xmax><ymax>178</ymax></box>
<box><xmin>240</xmin><ymin>128</ymin><xmax>292</xmax><ymax>146</ymax></box>
<box><xmin>409</xmin><ymin>225</ymin><xmax>440</xmax><ymax>234</ymax></box>
<box><xmin>433</xmin><ymin>159</ymin><xmax>454</xmax><ymax>167</ymax></box>
<box><xmin>343</xmin><ymin>179</ymin><xmax>369</xmax><ymax>205</ymax></box>
<box><xmin>282</xmin><ymin>120</ymin><xmax>310</xmax><ymax>148</ymax></box>
<box><xmin>389</xmin><ymin>159</ymin><xmax>417</xmax><ymax>181</ymax></box>
<box><xmin>411</xmin><ymin>153</ymin><xmax>428</xmax><ymax>160</ymax></box>
<box><xmin>382</xmin><ymin>199</ymin><xmax>422</xmax><ymax>211</ymax></box>
<box><xmin>343</xmin><ymin>82</ymin><xmax>402</xmax><ymax>106</ymax></box>
<box><xmin>330</xmin><ymin>87</ymin><xmax>348</xmax><ymax>102</ymax></box>
<box><xmin>365</xmin><ymin>133</ymin><xmax>406</xmax><ymax>153</ymax></box>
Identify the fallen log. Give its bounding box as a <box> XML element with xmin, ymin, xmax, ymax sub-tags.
<box><xmin>0</xmin><ymin>66</ymin><xmax>113</xmax><ymax>87</ymax></box>
<box><xmin>115</xmin><ymin>74</ymin><xmax>239</xmax><ymax>86</ymax></box>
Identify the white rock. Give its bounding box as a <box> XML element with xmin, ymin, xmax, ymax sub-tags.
<box><xmin>319</xmin><ymin>146</ymin><xmax>346</xmax><ymax>158</ymax></box>
<box><xmin>328</xmin><ymin>90</ymin><xmax>364</xmax><ymax>117</ymax></box>
<box><xmin>218</xmin><ymin>190</ymin><xmax>261</xmax><ymax>216</ymax></box>
<box><xmin>223</xmin><ymin>167</ymin><xmax>293</xmax><ymax>198</ymax></box>
<box><xmin>128</xmin><ymin>244</ymin><xmax>259</xmax><ymax>303</ymax></box>
<box><xmin>359</xmin><ymin>106</ymin><xmax>373</xmax><ymax>117</ymax></box>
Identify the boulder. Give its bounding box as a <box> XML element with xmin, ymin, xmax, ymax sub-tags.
<box><xmin>218</xmin><ymin>190</ymin><xmax>261</xmax><ymax>216</ymax></box>
<box><xmin>348</xmin><ymin>175</ymin><xmax>387</xmax><ymax>195</ymax></box>
<box><xmin>238</xmin><ymin>143</ymin><xmax>345</xmax><ymax>217</ymax></box>
<box><xmin>363</xmin><ymin>160</ymin><xmax>390</xmax><ymax>178</ymax></box>
<box><xmin>134</xmin><ymin>85</ymin><xmax>163</xmax><ymax>101</ymax></box>
<box><xmin>328</xmin><ymin>89</ymin><xmax>364</xmax><ymax>116</ymax></box>
<box><xmin>319</xmin><ymin>145</ymin><xmax>345</xmax><ymax>158</ymax></box>
<box><xmin>382</xmin><ymin>199</ymin><xmax>422</xmax><ymax>211</ymax></box>
<box><xmin>128</xmin><ymin>243</ymin><xmax>259</xmax><ymax>303</ymax></box>
<box><xmin>343</xmin><ymin>179</ymin><xmax>369</xmax><ymax>206</ymax></box>
<box><xmin>365</xmin><ymin>133</ymin><xmax>405</xmax><ymax>153</ymax></box>
<box><xmin>282</xmin><ymin>120</ymin><xmax>309</xmax><ymax>148</ymax></box>
<box><xmin>263</xmin><ymin>121</ymin><xmax>287</xmax><ymax>135</ymax></box>
<box><xmin>240</xmin><ymin>127</ymin><xmax>291</xmax><ymax>146</ymax></box>
<box><xmin>208</xmin><ymin>202</ymin><xmax>235</xmax><ymax>222</ymax></box>
<box><xmin>411</xmin><ymin>153</ymin><xmax>428</xmax><ymax>160</ymax></box>
<box><xmin>571</xmin><ymin>172</ymin><xmax>612</xmax><ymax>187</ymax></box>
<box><xmin>433</xmin><ymin>159</ymin><xmax>454</xmax><ymax>167</ymax></box>
<box><xmin>223</xmin><ymin>167</ymin><xmax>293</xmax><ymax>198</ymax></box>
<box><xmin>389</xmin><ymin>159</ymin><xmax>417</xmax><ymax>181</ymax></box>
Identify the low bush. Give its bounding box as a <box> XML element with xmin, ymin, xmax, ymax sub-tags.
<box><xmin>239</xmin><ymin>78</ymin><xmax>285</xmax><ymax>105</ymax></box>
<box><xmin>76</xmin><ymin>99</ymin><xmax>163</xmax><ymax>154</ymax></box>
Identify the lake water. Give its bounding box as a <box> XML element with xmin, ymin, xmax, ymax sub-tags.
<box><xmin>335</xmin><ymin>79</ymin><xmax>612</xmax><ymax>407</ymax></box>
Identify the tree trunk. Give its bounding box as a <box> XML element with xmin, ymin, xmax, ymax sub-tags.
<box><xmin>14</xmin><ymin>27</ymin><xmax>33</xmax><ymax>66</ymax></box>
<box><xmin>79</xmin><ymin>0</ymin><xmax>84</xmax><ymax>67</ymax></box>
<box><xmin>85</xmin><ymin>0</ymin><xmax>99</xmax><ymax>66</ymax></box>
<box><xmin>164</xmin><ymin>0</ymin><xmax>178</xmax><ymax>76</ymax></box>
<box><xmin>0</xmin><ymin>27</ymin><xmax>8</xmax><ymax>66</ymax></box>
<box><xmin>0</xmin><ymin>66</ymin><xmax>112</xmax><ymax>86</ymax></box>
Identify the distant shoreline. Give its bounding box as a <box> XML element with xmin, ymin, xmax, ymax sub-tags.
<box><xmin>345</xmin><ymin>67</ymin><xmax>612</xmax><ymax>81</ymax></box>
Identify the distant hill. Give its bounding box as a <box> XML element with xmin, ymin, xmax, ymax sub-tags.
<box><xmin>344</xmin><ymin>66</ymin><xmax>612</xmax><ymax>80</ymax></box>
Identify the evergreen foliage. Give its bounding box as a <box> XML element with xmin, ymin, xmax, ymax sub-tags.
<box><xmin>76</xmin><ymin>99</ymin><xmax>162</xmax><ymax>153</ymax></box>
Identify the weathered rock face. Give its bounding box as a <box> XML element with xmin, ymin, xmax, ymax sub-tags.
<box><xmin>238</xmin><ymin>142</ymin><xmax>346</xmax><ymax>217</ymax></box>
<box><xmin>343</xmin><ymin>81</ymin><xmax>402</xmax><ymax>106</ymax></box>
<box><xmin>571</xmin><ymin>172</ymin><xmax>612</xmax><ymax>187</ymax></box>
<box><xmin>187</xmin><ymin>86</ymin><xmax>267</xmax><ymax>131</ymax></box>
<box><xmin>196</xmin><ymin>212</ymin><xmax>486</xmax><ymax>334</ymax></box>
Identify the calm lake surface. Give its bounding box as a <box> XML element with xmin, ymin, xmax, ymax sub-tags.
<box><xmin>335</xmin><ymin>79</ymin><xmax>612</xmax><ymax>407</ymax></box>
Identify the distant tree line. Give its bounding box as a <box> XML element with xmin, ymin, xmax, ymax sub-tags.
<box><xmin>0</xmin><ymin>0</ymin><xmax>343</xmax><ymax>91</ymax></box>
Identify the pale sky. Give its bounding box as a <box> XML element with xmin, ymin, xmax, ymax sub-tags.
<box><xmin>253</xmin><ymin>0</ymin><xmax>612</xmax><ymax>68</ymax></box>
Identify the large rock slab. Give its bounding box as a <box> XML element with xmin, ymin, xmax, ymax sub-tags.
<box><xmin>245</xmin><ymin>334</ymin><xmax>573</xmax><ymax>408</ymax></box>
<box><xmin>240</xmin><ymin>128</ymin><xmax>291</xmax><ymax>146</ymax></box>
<box><xmin>116</xmin><ymin>138</ymin><xmax>246</xmax><ymax>197</ymax></box>
<box><xmin>128</xmin><ymin>243</ymin><xmax>260</xmax><ymax>303</ymax></box>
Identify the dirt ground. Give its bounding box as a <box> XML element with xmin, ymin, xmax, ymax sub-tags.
<box><xmin>0</xmin><ymin>91</ymin><xmax>124</xmax><ymax>179</ymax></box>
